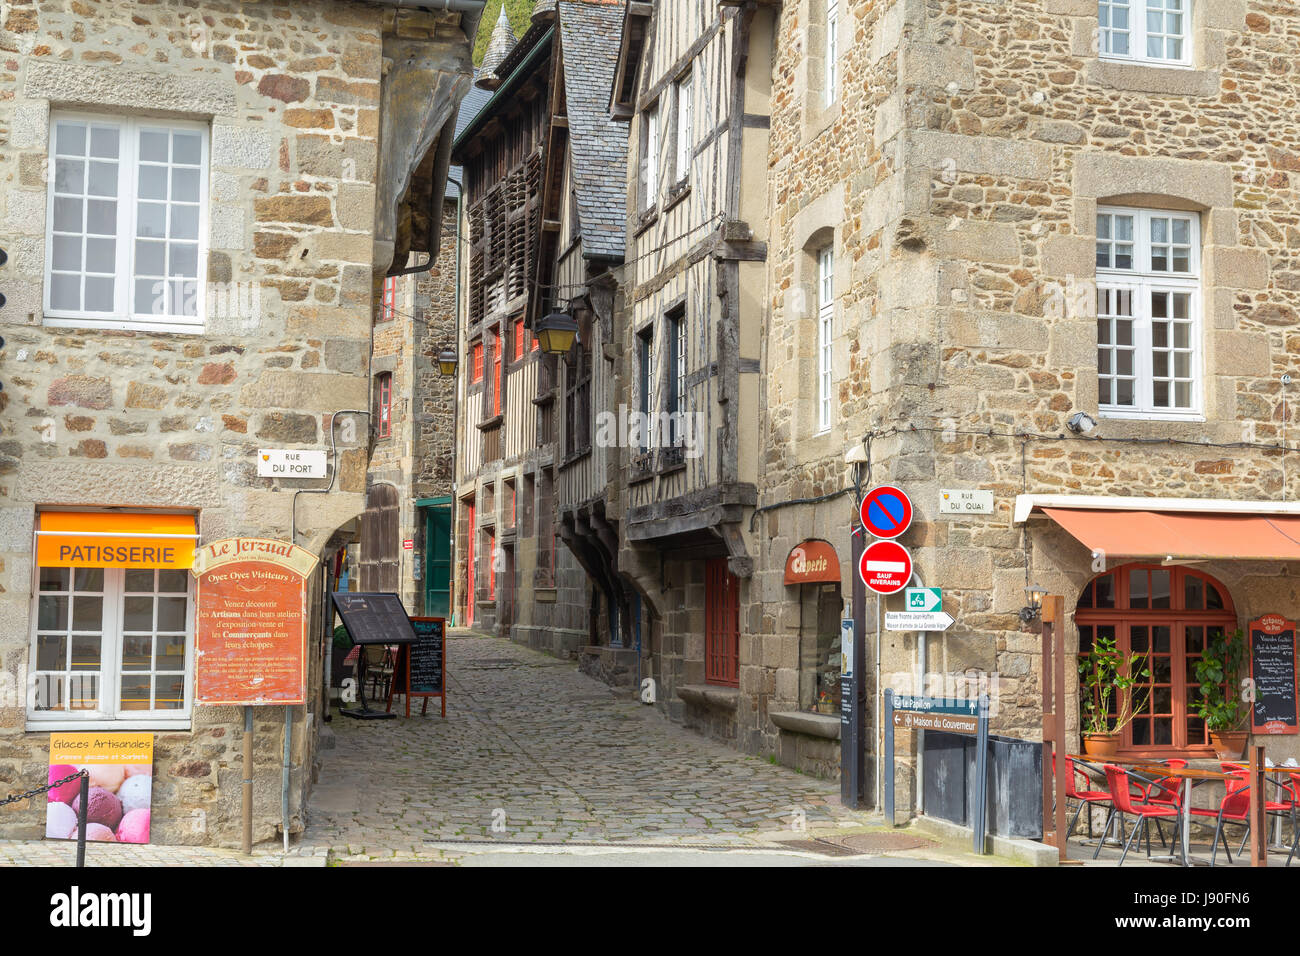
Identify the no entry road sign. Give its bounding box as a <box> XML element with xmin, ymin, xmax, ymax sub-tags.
<box><xmin>860</xmin><ymin>486</ymin><xmax>912</xmax><ymax>538</ymax></box>
<box><xmin>859</xmin><ymin>540</ymin><xmax>912</xmax><ymax>595</ymax></box>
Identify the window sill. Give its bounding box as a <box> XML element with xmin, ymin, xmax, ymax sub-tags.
<box><xmin>633</xmin><ymin>209</ymin><xmax>659</xmax><ymax>239</ymax></box>
<box><xmin>1086</xmin><ymin>58</ymin><xmax>1217</xmax><ymax>97</ymax></box>
<box><xmin>27</xmin><ymin>718</ymin><xmax>192</xmax><ymax>733</ymax></box>
<box><xmin>43</xmin><ymin>316</ymin><xmax>205</xmax><ymax>336</ymax></box>
<box><xmin>770</xmin><ymin>710</ymin><xmax>841</xmax><ymax>740</ymax></box>
<box><xmin>1099</xmin><ymin>409</ymin><xmax>1205</xmax><ymax>424</ymax></box>
<box><xmin>663</xmin><ymin>183</ymin><xmax>691</xmax><ymax>214</ymax></box>
<box><xmin>476</xmin><ymin>414</ymin><xmax>504</xmax><ymax>431</ymax></box>
<box><xmin>560</xmin><ymin>446</ymin><xmax>592</xmax><ymax>470</ymax></box>
<box><xmin>677</xmin><ymin>683</ymin><xmax>739</xmax><ymax>711</ymax></box>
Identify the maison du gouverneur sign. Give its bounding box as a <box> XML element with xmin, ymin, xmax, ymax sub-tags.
<box><xmin>191</xmin><ymin>538</ymin><xmax>318</xmax><ymax>706</ymax></box>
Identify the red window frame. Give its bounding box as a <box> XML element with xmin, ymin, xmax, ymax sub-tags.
<box><xmin>1076</xmin><ymin>563</ymin><xmax>1237</xmax><ymax>758</ymax></box>
<box><xmin>705</xmin><ymin>558</ymin><xmax>740</xmax><ymax>686</ymax></box>
<box><xmin>492</xmin><ymin>328</ymin><xmax>502</xmax><ymax>416</ymax></box>
<box><xmin>377</xmin><ymin>372</ymin><xmax>392</xmax><ymax>438</ymax></box>
<box><xmin>471</xmin><ymin>341</ymin><xmax>484</xmax><ymax>383</ymax></box>
<box><xmin>380</xmin><ymin>275</ymin><xmax>398</xmax><ymax>322</ymax></box>
<box><xmin>514</xmin><ymin>318</ymin><xmax>525</xmax><ymax>361</ymax></box>
<box><xmin>531</xmin><ymin>332</ymin><xmax>539</xmax><ymax>352</ymax></box>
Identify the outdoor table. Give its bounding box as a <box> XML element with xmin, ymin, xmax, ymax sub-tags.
<box><xmin>1132</xmin><ymin>764</ymin><xmax>1230</xmax><ymax>867</ymax></box>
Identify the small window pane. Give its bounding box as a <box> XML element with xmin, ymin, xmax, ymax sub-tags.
<box><xmin>169</xmin><ymin>205</ymin><xmax>199</xmax><ymax>241</ymax></box>
<box><xmin>120</xmin><ymin>675</ymin><xmax>151</xmax><ymax>710</ymax></box>
<box><xmin>1151</xmin><ymin>570</ymin><xmax>1171</xmax><ymax>609</ymax></box>
<box><xmin>158</xmin><ymin>570</ymin><xmax>188</xmax><ymax>593</ymax></box>
<box><xmin>71</xmin><ymin>596</ymin><xmax>102</xmax><ymax>631</ymax></box>
<box><xmin>85</xmin><ymin>238</ymin><xmax>115</xmax><ymax>273</ymax></box>
<box><xmin>86</xmin><ymin>200</ymin><xmax>116</xmax><ymax>236</ymax></box>
<box><xmin>57</xmin><ymin>123</ymin><xmax>87</xmax><ymax>156</ymax></box>
<box><xmin>89</xmin><ymin>126</ymin><xmax>119</xmax><ymax>159</ymax></box>
<box><xmin>121</xmin><ymin>635</ymin><xmax>152</xmax><ymax>671</ymax></box>
<box><xmin>157</xmin><ymin>634</ymin><xmax>186</xmax><ymax>671</ymax></box>
<box><xmin>52</xmin><ymin>273</ymin><xmax>82</xmax><ymax>310</ymax></box>
<box><xmin>70</xmin><ymin>634</ymin><xmax>101</xmax><ymax>670</ymax></box>
<box><xmin>139</xmin><ymin>130</ymin><xmax>169</xmax><ymax>163</ymax></box>
<box><xmin>1131</xmin><ymin>625</ymin><xmax>1149</xmax><ymax>652</ymax></box>
<box><xmin>173</xmin><ymin>132</ymin><xmax>202</xmax><ymax>165</ymax></box>
<box><xmin>52</xmin><ymin>236</ymin><xmax>81</xmax><ymax>271</ymax></box>
<box><xmin>125</xmin><ymin>569</ymin><xmax>154</xmax><ymax>592</ymax></box>
<box><xmin>157</xmin><ymin>597</ymin><xmax>188</xmax><ymax>631</ymax></box>
<box><xmin>169</xmin><ymin>243</ymin><xmax>198</xmax><ymax>277</ymax></box>
<box><xmin>87</xmin><ymin>161</ymin><xmax>117</xmax><ymax>197</ymax></box>
<box><xmin>1133</xmin><ymin>720</ymin><xmax>1150</xmax><ymax>746</ymax></box>
<box><xmin>171</xmin><ymin>167</ymin><xmax>200</xmax><ymax>202</ymax></box>
<box><xmin>123</xmin><ymin>596</ymin><xmax>154</xmax><ymax>631</ymax></box>
<box><xmin>156</xmin><ymin>675</ymin><xmax>185</xmax><ymax>710</ymax></box>
<box><xmin>1129</xmin><ymin>569</ymin><xmax>1148</xmax><ymax>608</ymax></box>
<box><xmin>36</xmin><ymin>634</ymin><xmax>66</xmax><ymax>670</ymax></box>
<box><xmin>138</xmin><ymin>164</ymin><xmax>167</xmax><ymax>201</ymax></box>
<box><xmin>84</xmin><ymin>277</ymin><xmax>114</xmax><ymax>312</ymax></box>
<box><xmin>1185</xmin><ymin>576</ymin><xmax>1204</xmax><ymax>610</ymax></box>
<box><xmin>136</xmin><ymin>202</ymin><xmax>166</xmax><ymax>238</ymax></box>
<box><xmin>135</xmin><ymin>240</ymin><xmax>166</xmax><ymax>276</ymax></box>
<box><xmin>53</xmin><ymin>198</ymin><xmax>83</xmax><ymax>232</ymax></box>
<box><xmin>40</xmin><ymin>567</ymin><xmax>70</xmax><ymax>592</ymax></box>
<box><xmin>55</xmin><ymin>159</ymin><xmax>85</xmax><ymax>194</ymax></box>
<box><xmin>38</xmin><ymin>596</ymin><xmax>68</xmax><ymax>630</ymax></box>
<box><xmin>1094</xmin><ymin>574</ymin><xmax>1115</xmax><ymax>608</ymax></box>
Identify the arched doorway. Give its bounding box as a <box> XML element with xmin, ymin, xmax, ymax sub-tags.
<box><xmin>1076</xmin><ymin>563</ymin><xmax>1237</xmax><ymax>757</ymax></box>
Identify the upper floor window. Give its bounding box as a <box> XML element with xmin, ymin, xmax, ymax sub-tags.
<box><xmin>825</xmin><ymin>0</ymin><xmax>840</xmax><ymax>106</ymax></box>
<box><xmin>376</xmin><ymin>372</ymin><xmax>393</xmax><ymax>439</ymax></box>
<box><xmin>638</xmin><ymin>326</ymin><xmax>654</xmax><ymax>454</ymax></box>
<box><xmin>471</xmin><ymin>339</ymin><xmax>484</xmax><ymax>383</ymax></box>
<box><xmin>1095</xmin><ymin>206</ymin><xmax>1200</xmax><ymax>418</ymax></box>
<box><xmin>46</xmin><ymin>114</ymin><xmax>209</xmax><ymax>334</ymax></box>
<box><xmin>1098</xmin><ymin>0</ymin><xmax>1191</xmax><ymax>66</ymax></box>
<box><xmin>640</xmin><ymin>102</ymin><xmax>660</xmax><ymax>212</ymax></box>
<box><xmin>667</xmin><ymin>308</ymin><xmax>685</xmax><ymax>447</ymax></box>
<box><xmin>491</xmin><ymin>327</ymin><xmax>503</xmax><ymax>417</ymax></box>
<box><xmin>513</xmin><ymin>317</ymin><xmax>526</xmax><ymax>362</ymax></box>
<box><xmin>817</xmin><ymin>246</ymin><xmax>834</xmax><ymax>432</ymax></box>
<box><xmin>379</xmin><ymin>275</ymin><xmax>398</xmax><ymax>323</ymax></box>
<box><xmin>674</xmin><ymin>73</ymin><xmax>693</xmax><ymax>186</ymax></box>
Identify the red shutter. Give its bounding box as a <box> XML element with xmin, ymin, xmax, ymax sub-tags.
<box><xmin>514</xmin><ymin>318</ymin><xmax>525</xmax><ymax>361</ymax></box>
<box><xmin>472</xmin><ymin>342</ymin><xmax>483</xmax><ymax>382</ymax></box>
<box><xmin>705</xmin><ymin>558</ymin><xmax>739</xmax><ymax>686</ymax></box>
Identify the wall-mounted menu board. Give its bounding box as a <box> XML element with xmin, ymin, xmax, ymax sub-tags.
<box><xmin>331</xmin><ymin>592</ymin><xmax>417</xmax><ymax>645</ymax></box>
<box><xmin>1249</xmin><ymin>614</ymin><xmax>1298</xmax><ymax>735</ymax></box>
<box><xmin>389</xmin><ymin>617</ymin><xmax>446</xmax><ymax>718</ymax></box>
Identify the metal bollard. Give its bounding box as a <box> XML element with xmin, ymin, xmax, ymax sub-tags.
<box><xmin>75</xmin><ymin>771</ymin><xmax>88</xmax><ymax>868</ymax></box>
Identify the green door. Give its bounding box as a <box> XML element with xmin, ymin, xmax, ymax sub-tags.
<box><xmin>423</xmin><ymin>499</ymin><xmax>452</xmax><ymax>620</ymax></box>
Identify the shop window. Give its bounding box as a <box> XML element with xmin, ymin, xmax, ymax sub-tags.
<box><xmin>28</xmin><ymin>513</ymin><xmax>197</xmax><ymax>728</ymax></box>
<box><xmin>379</xmin><ymin>275</ymin><xmax>398</xmax><ymax>322</ymax></box>
<box><xmin>45</xmin><ymin>114</ymin><xmax>209</xmax><ymax>333</ymax></box>
<box><xmin>705</xmin><ymin>558</ymin><xmax>740</xmax><ymax>687</ymax></box>
<box><xmin>1076</xmin><ymin>563</ymin><xmax>1236</xmax><ymax>757</ymax></box>
<box><xmin>1098</xmin><ymin>0</ymin><xmax>1191</xmax><ymax>66</ymax></box>
<box><xmin>800</xmin><ymin>584</ymin><xmax>843</xmax><ymax>714</ymax></box>
<box><xmin>1096</xmin><ymin>206</ymin><xmax>1200</xmax><ymax>418</ymax></box>
<box><xmin>376</xmin><ymin>372</ymin><xmax>393</xmax><ymax>439</ymax></box>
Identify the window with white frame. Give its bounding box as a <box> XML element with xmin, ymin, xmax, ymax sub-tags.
<box><xmin>641</xmin><ymin>103</ymin><xmax>660</xmax><ymax>211</ymax></box>
<box><xmin>675</xmin><ymin>73</ymin><xmax>693</xmax><ymax>186</ymax></box>
<box><xmin>30</xmin><ymin>567</ymin><xmax>193</xmax><ymax>726</ymax></box>
<box><xmin>1098</xmin><ymin>0</ymin><xmax>1191</xmax><ymax>65</ymax></box>
<box><xmin>667</xmin><ymin>307</ymin><xmax>685</xmax><ymax>446</ymax></box>
<box><xmin>45</xmin><ymin>114</ymin><xmax>209</xmax><ymax>333</ymax></box>
<box><xmin>1096</xmin><ymin>207</ymin><xmax>1200</xmax><ymax>417</ymax></box>
<box><xmin>817</xmin><ymin>246</ymin><xmax>834</xmax><ymax>431</ymax></box>
<box><xmin>825</xmin><ymin>0</ymin><xmax>840</xmax><ymax>106</ymax></box>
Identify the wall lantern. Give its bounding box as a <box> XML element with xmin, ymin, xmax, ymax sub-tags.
<box><xmin>1020</xmin><ymin>583</ymin><xmax>1049</xmax><ymax>624</ymax></box>
<box><xmin>437</xmin><ymin>350</ymin><xmax>458</xmax><ymax>377</ymax></box>
<box><xmin>535</xmin><ymin>313</ymin><xmax>579</xmax><ymax>355</ymax></box>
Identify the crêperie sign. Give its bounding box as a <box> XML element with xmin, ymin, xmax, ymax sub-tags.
<box><xmin>331</xmin><ymin>592</ymin><xmax>417</xmax><ymax>645</ymax></box>
<box><xmin>1250</xmin><ymin>614</ymin><xmax>1298</xmax><ymax>735</ymax></box>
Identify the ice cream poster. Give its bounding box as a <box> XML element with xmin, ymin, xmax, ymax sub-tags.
<box><xmin>46</xmin><ymin>733</ymin><xmax>153</xmax><ymax>844</ymax></box>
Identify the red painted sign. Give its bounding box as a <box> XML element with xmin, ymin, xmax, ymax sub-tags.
<box><xmin>860</xmin><ymin>486</ymin><xmax>912</xmax><ymax>539</ymax></box>
<box><xmin>783</xmin><ymin>539</ymin><xmax>841</xmax><ymax>585</ymax></box>
<box><xmin>859</xmin><ymin>540</ymin><xmax>912</xmax><ymax>595</ymax></box>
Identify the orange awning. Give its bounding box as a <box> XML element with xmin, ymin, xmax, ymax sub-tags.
<box><xmin>36</xmin><ymin>512</ymin><xmax>197</xmax><ymax>569</ymax></box>
<box><xmin>1041</xmin><ymin>508</ymin><xmax>1300</xmax><ymax>561</ymax></box>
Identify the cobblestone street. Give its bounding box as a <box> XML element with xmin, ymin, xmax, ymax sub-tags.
<box><xmin>301</xmin><ymin>630</ymin><xmax>915</xmax><ymax>863</ymax></box>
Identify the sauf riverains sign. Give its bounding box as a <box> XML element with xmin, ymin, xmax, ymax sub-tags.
<box><xmin>191</xmin><ymin>538</ymin><xmax>318</xmax><ymax>706</ymax></box>
<box><xmin>784</xmin><ymin>540</ymin><xmax>841</xmax><ymax>585</ymax></box>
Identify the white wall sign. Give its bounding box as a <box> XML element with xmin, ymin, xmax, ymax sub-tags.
<box><xmin>940</xmin><ymin>489</ymin><xmax>994</xmax><ymax>515</ymax></box>
<box><xmin>257</xmin><ymin>449</ymin><xmax>327</xmax><ymax>478</ymax></box>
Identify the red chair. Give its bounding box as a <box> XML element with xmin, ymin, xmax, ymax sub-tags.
<box><xmin>1060</xmin><ymin>755</ymin><xmax>1111</xmax><ymax>839</ymax></box>
<box><xmin>1101</xmin><ymin>764</ymin><xmax>1181</xmax><ymax>866</ymax></box>
<box><xmin>1189</xmin><ymin>773</ymin><xmax>1251</xmax><ymax>866</ymax></box>
<box><xmin>1140</xmin><ymin>758</ymin><xmax>1187</xmax><ymax>849</ymax></box>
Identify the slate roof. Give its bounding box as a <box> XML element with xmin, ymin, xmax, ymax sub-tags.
<box><xmin>557</xmin><ymin>1</ymin><xmax>627</xmax><ymax>262</ymax></box>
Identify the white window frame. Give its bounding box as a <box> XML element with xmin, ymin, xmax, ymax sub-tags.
<box><xmin>817</xmin><ymin>246</ymin><xmax>834</xmax><ymax>433</ymax></box>
<box><xmin>1096</xmin><ymin>205</ymin><xmax>1202</xmax><ymax>421</ymax></box>
<box><xmin>825</xmin><ymin>0</ymin><xmax>840</xmax><ymax>106</ymax></box>
<box><xmin>1098</xmin><ymin>0</ymin><xmax>1193</xmax><ymax>68</ymax></box>
<box><xmin>26</xmin><ymin>565</ymin><xmax>196</xmax><ymax>731</ymax></box>
<box><xmin>44</xmin><ymin>112</ymin><xmax>210</xmax><ymax>335</ymax></box>
<box><xmin>675</xmin><ymin>73</ymin><xmax>693</xmax><ymax>186</ymax></box>
<box><xmin>642</xmin><ymin>103</ymin><xmax>660</xmax><ymax>212</ymax></box>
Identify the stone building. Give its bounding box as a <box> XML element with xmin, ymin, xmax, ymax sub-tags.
<box><xmin>450</xmin><ymin>4</ymin><xmax>588</xmax><ymax>653</ymax></box>
<box><xmin>760</xmin><ymin>0</ymin><xmax>1300</xmax><ymax>816</ymax></box>
<box><xmin>0</xmin><ymin>0</ymin><xmax>481</xmax><ymax>846</ymax></box>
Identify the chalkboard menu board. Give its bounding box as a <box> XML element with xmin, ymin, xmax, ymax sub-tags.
<box><xmin>389</xmin><ymin>617</ymin><xmax>446</xmax><ymax>717</ymax></box>
<box><xmin>1249</xmin><ymin>614</ymin><xmax>1298</xmax><ymax>736</ymax></box>
<box><xmin>331</xmin><ymin>592</ymin><xmax>417</xmax><ymax>645</ymax></box>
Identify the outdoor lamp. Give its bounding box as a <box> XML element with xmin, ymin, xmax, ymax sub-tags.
<box><xmin>437</xmin><ymin>349</ymin><xmax>458</xmax><ymax>377</ymax></box>
<box><xmin>535</xmin><ymin>312</ymin><xmax>579</xmax><ymax>355</ymax></box>
<box><xmin>1066</xmin><ymin>411</ymin><xmax>1098</xmax><ymax>435</ymax></box>
<box><xmin>1020</xmin><ymin>583</ymin><xmax>1048</xmax><ymax>624</ymax></box>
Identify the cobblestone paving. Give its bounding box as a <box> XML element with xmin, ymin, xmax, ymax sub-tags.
<box><xmin>0</xmin><ymin>839</ymin><xmax>305</xmax><ymax>867</ymax></box>
<box><xmin>302</xmin><ymin>630</ymin><xmax>874</xmax><ymax>860</ymax></box>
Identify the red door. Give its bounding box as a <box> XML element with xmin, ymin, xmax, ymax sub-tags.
<box><xmin>705</xmin><ymin>558</ymin><xmax>739</xmax><ymax>686</ymax></box>
<box><xmin>465</xmin><ymin>502</ymin><xmax>475</xmax><ymax>627</ymax></box>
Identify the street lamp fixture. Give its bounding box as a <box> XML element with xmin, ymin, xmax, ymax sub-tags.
<box><xmin>535</xmin><ymin>312</ymin><xmax>578</xmax><ymax>355</ymax></box>
<box><xmin>1020</xmin><ymin>583</ymin><xmax>1048</xmax><ymax>624</ymax></box>
<box><xmin>437</xmin><ymin>350</ymin><xmax>458</xmax><ymax>377</ymax></box>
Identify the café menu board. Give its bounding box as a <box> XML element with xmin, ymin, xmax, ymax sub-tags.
<box><xmin>1249</xmin><ymin>614</ymin><xmax>1299</xmax><ymax>735</ymax></box>
<box><xmin>331</xmin><ymin>592</ymin><xmax>418</xmax><ymax>646</ymax></box>
<box><xmin>392</xmin><ymin>617</ymin><xmax>445</xmax><ymax>696</ymax></box>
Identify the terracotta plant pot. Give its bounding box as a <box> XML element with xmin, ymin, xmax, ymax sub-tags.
<box><xmin>1082</xmin><ymin>733</ymin><xmax>1120</xmax><ymax>759</ymax></box>
<box><xmin>1209</xmin><ymin>730</ymin><xmax>1248</xmax><ymax>760</ymax></box>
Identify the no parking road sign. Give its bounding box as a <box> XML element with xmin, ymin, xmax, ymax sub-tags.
<box><xmin>859</xmin><ymin>540</ymin><xmax>912</xmax><ymax>595</ymax></box>
<box><xmin>859</xmin><ymin>485</ymin><xmax>912</xmax><ymax>538</ymax></box>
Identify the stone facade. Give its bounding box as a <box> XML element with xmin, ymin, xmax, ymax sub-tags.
<box><xmin>0</xmin><ymin>0</ymin><xmax>476</xmax><ymax>846</ymax></box>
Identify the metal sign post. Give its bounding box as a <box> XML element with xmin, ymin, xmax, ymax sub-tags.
<box><xmin>973</xmin><ymin>694</ymin><xmax>990</xmax><ymax>856</ymax></box>
<box><xmin>841</xmin><ymin>530</ymin><xmax>866</xmax><ymax>808</ymax></box>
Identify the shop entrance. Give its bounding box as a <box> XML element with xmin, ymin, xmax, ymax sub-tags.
<box><xmin>420</xmin><ymin>497</ymin><xmax>451</xmax><ymax>619</ymax></box>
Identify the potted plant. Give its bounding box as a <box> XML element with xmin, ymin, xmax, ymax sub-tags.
<box><xmin>1078</xmin><ymin>632</ymin><xmax>1150</xmax><ymax>758</ymax></box>
<box><xmin>1194</xmin><ymin>628</ymin><xmax>1249</xmax><ymax>759</ymax></box>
